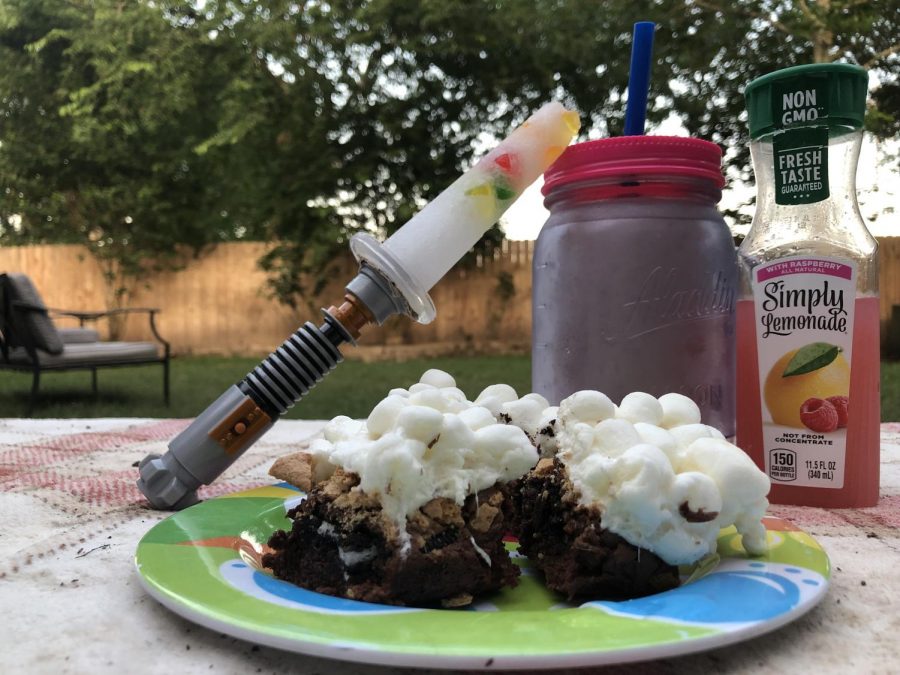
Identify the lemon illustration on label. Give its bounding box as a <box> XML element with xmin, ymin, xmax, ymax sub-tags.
<box><xmin>764</xmin><ymin>343</ymin><xmax>850</xmax><ymax>428</ymax></box>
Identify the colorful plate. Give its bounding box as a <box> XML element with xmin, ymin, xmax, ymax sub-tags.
<box><xmin>135</xmin><ymin>484</ymin><xmax>830</xmax><ymax>670</ymax></box>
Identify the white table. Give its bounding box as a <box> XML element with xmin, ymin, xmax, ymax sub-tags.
<box><xmin>1</xmin><ymin>418</ymin><xmax>898</xmax><ymax>674</ymax></box>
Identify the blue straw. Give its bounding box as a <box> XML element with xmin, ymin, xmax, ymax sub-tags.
<box><xmin>623</xmin><ymin>21</ymin><xmax>656</xmax><ymax>136</ymax></box>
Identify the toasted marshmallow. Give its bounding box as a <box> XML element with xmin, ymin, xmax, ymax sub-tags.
<box><xmin>308</xmin><ymin>370</ymin><xmax>539</xmax><ymax>545</ymax></box>
<box><xmin>533</xmin><ymin>405</ymin><xmax>560</xmax><ymax>457</ymax></box>
<box><xmin>558</xmin><ymin>390</ymin><xmax>616</xmax><ymax>428</ymax></box>
<box><xmin>499</xmin><ymin>393</ymin><xmax>550</xmax><ymax>439</ymax></box>
<box><xmin>616</xmin><ymin>392</ymin><xmax>665</xmax><ymax>426</ymax></box>
<box><xmin>658</xmin><ymin>393</ymin><xmax>702</xmax><ymax>428</ymax></box>
<box><xmin>366</xmin><ymin>396</ymin><xmax>408</xmax><ymax>438</ymax></box>
<box><xmin>419</xmin><ymin>368</ymin><xmax>458</xmax><ymax>388</ymax></box>
<box><xmin>505</xmin><ymin>389</ymin><xmax>770</xmax><ymax>566</ymax></box>
<box><xmin>474</xmin><ymin>383</ymin><xmax>519</xmax><ymax>417</ymax></box>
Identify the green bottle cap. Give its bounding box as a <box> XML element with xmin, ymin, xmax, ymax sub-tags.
<box><xmin>745</xmin><ymin>63</ymin><xmax>868</xmax><ymax>139</ymax></box>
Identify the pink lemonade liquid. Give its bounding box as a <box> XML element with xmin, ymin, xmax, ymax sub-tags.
<box><xmin>736</xmin><ymin>296</ymin><xmax>880</xmax><ymax>507</ymax></box>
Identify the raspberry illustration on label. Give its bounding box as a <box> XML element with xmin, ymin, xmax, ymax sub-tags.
<box><xmin>799</xmin><ymin>398</ymin><xmax>839</xmax><ymax>433</ymax></box>
<box><xmin>764</xmin><ymin>342</ymin><xmax>850</xmax><ymax>429</ymax></box>
<box><xmin>826</xmin><ymin>396</ymin><xmax>849</xmax><ymax>428</ymax></box>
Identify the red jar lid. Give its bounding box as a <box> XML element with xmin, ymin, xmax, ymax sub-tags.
<box><xmin>542</xmin><ymin>136</ymin><xmax>725</xmax><ymax>195</ymax></box>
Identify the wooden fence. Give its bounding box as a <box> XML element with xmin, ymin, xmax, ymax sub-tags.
<box><xmin>1</xmin><ymin>238</ymin><xmax>897</xmax><ymax>358</ymax></box>
<box><xmin>0</xmin><ymin>241</ymin><xmax>534</xmax><ymax>358</ymax></box>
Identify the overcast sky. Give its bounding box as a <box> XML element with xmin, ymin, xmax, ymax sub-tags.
<box><xmin>501</xmin><ymin>117</ymin><xmax>899</xmax><ymax>240</ymax></box>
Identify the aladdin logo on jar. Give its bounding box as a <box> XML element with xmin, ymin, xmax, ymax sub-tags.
<box><xmin>611</xmin><ymin>268</ymin><xmax>735</xmax><ymax>341</ymax></box>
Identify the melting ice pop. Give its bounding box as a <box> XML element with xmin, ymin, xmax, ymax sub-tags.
<box><xmin>382</xmin><ymin>102</ymin><xmax>580</xmax><ymax>291</ymax></box>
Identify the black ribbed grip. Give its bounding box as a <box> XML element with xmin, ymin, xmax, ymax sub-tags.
<box><xmin>241</xmin><ymin>321</ymin><xmax>343</xmax><ymax>416</ymax></box>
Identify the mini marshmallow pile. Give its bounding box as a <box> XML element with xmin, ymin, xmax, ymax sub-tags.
<box><xmin>303</xmin><ymin>369</ymin><xmax>769</xmax><ymax>565</ymax></box>
<box><xmin>519</xmin><ymin>390</ymin><xmax>771</xmax><ymax>565</ymax></box>
<box><xmin>305</xmin><ymin>369</ymin><xmax>537</xmax><ymax>538</ymax></box>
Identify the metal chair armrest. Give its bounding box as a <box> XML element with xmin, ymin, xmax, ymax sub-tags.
<box><xmin>48</xmin><ymin>307</ymin><xmax>159</xmax><ymax>320</ymax></box>
<box><xmin>46</xmin><ymin>307</ymin><xmax>170</xmax><ymax>354</ymax></box>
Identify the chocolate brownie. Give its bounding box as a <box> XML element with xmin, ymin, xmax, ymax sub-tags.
<box><xmin>263</xmin><ymin>468</ymin><xmax>520</xmax><ymax>607</ymax></box>
<box><xmin>505</xmin><ymin>458</ymin><xmax>680</xmax><ymax>601</ymax></box>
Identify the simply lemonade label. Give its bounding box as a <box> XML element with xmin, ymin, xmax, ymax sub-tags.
<box><xmin>751</xmin><ymin>256</ymin><xmax>856</xmax><ymax>489</ymax></box>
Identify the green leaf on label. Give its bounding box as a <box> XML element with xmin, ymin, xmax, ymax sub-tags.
<box><xmin>783</xmin><ymin>342</ymin><xmax>842</xmax><ymax>377</ymax></box>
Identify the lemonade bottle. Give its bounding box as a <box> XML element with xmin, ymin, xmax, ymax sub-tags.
<box><xmin>736</xmin><ymin>64</ymin><xmax>879</xmax><ymax>507</ymax></box>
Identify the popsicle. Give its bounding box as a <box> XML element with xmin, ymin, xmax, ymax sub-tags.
<box><xmin>383</xmin><ymin>102</ymin><xmax>580</xmax><ymax>291</ymax></box>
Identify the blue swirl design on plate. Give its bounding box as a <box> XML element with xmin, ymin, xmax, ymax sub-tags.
<box><xmin>219</xmin><ymin>560</ymin><xmax>420</xmax><ymax>615</ymax></box>
<box><xmin>273</xmin><ymin>482</ymin><xmax>304</xmax><ymax>491</ymax></box>
<box><xmin>586</xmin><ymin>560</ymin><xmax>826</xmax><ymax>628</ymax></box>
<box><xmin>271</xmin><ymin>482</ymin><xmax>306</xmax><ymax>512</ymax></box>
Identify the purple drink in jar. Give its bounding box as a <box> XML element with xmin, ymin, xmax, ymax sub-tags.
<box><xmin>532</xmin><ymin>137</ymin><xmax>737</xmax><ymax>435</ymax></box>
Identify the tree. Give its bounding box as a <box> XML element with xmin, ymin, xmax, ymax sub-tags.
<box><xmin>655</xmin><ymin>1</ymin><xmax>900</xmax><ymax>178</ymax></box>
<box><xmin>213</xmin><ymin>0</ymin><xmax>899</xmax><ymax>262</ymax></box>
<box><xmin>647</xmin><ymin>1</ymin><xmax>899</xmax><ymax>227</ymax></box>
<box><xmin>0</xmin><ymin>1</ymin><xmax>242</xmax><ymax>312</ymax></box>
<box><xmin>2</xmin><ymin>0</ymin><xmax>897</xmax><ymax>312</ymax></box>
<box><xmin>190</xmin><ymin>0</ymin><xmax>655</xmax><ymax>306</ymax></box>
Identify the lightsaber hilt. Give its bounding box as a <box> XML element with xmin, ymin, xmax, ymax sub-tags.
<box><xmin>137</xmin><ymin>258</ymin><xmax>422</xmax><ymax>510</ymax></box>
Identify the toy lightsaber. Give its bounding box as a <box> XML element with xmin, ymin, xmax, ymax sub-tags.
<box><xmin>137</xmin><ymin>102</ymin><xmax>580</xmax><ymax>510</ymax></box>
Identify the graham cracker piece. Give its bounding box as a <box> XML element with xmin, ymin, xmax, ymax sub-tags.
<box><xmin>269</xmin><ymin>452</ymin><xmax>316</xmax><ymax>491</ymax></box>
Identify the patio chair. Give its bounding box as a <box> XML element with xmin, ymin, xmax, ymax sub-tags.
<box><xmin>0</xmin><ymin>273</ymin><xmax>170</xmax><ymax>413</ymax></box>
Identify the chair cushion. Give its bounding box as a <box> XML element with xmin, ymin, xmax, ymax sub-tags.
<box><xmin>57</xmin><ymin>327</ymin><xmax>101</xmax><ymax>344</ymax></box>
<box><xmin>3</xmin><ymin>273</ymin><xmax>64</xmax><ymax>355</ymax></box>
<box><xmin>6</xmin><ymin>341</ymin><xmax>160</xmax><ymax>368</ymax></box>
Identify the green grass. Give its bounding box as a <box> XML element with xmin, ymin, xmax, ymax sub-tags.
<box><xmin>0</xmin><ymin>355</ymin><xmax>532</xmax><ymax>419</ymax></box>
<box><xmin>2</xmin><ymin>355</ymin><xmax>899</xmax><ymax>421</ymax></box>
<box><xmin>879</xmin><ymin>361</ymin><xmax>900</xmax><ymax>423</ymax></box>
